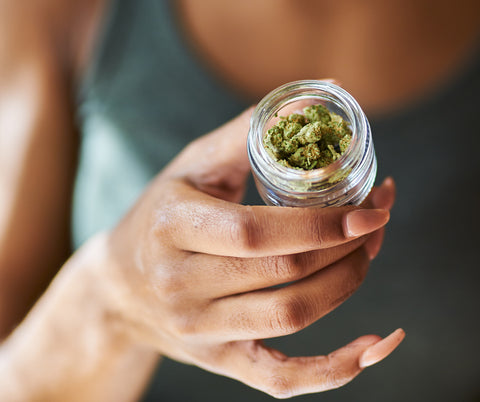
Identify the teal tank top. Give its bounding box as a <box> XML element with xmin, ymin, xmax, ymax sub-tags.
<box><xmin>74</xmin><ymin>1</ymin><xmax>480</xmax><ymax>401</ymax></box>
<box><xmin>73</xmin><ymin>0</ymin><xmax>248</xmax><ymax>248</ymax></box>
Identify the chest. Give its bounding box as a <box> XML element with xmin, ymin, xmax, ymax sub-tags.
<box><xmin>176</xmin><ymin>0</ymin><xmax>480</xmax><ymax>114</ymax></box>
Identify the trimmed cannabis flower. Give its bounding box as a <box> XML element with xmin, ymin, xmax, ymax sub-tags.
<box><xmin>263</xmin><ymin>104</ymin><xmax>352</xmax><ymax>170</ymax></box>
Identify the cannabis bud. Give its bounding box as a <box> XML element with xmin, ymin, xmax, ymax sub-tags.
<box><xmin>263</xmin><ymin>104</ymin><xmax>351</xmax><ymax>170</ymax></box>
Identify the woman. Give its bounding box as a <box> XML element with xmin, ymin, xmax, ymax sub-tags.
<box><xmin>1</xmin><ymin>0</ymin><xmax>479</xmax><ymax>400</ymax></box>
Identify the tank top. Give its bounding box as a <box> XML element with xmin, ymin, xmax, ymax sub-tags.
<box><xmin>73</xmin><ymin>1</ymin><xmax>480</xmax><ymax>401</ymax></box>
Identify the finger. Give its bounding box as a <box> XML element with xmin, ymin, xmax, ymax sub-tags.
<box><xmin>359</xmin><ymin>328</ymin><xmax>406</xmax><ymax>368</ymax></box>
<box><xmin>184</xmin><ymin>236</ymin><xmax>367</xmax><ymax>298</ymax></box>
<box><xmin>167</xmin><ymin>106</ymin><xmax>254</xmax><ymax>180</ymax></box>
<box><xmin>198</xmin><ymin>247</ymin><xmax>370</xmax><ymax>340</ymax></box>
<box><xmin>215</xmin><ymin>329</ymin><xmax>403</xmax><ymax>398</ymax></box>
<box><xmin>161</xmin><ymin>107</ymin><xmax>254</xmax><ymax>203</ymax></box>
<box><xmin>320</xmin><ymin>78</ymin><xmax>343</xmax><ymax>87</ymax></box>
<box><xmin>362</xmin><ymin>177</ymin><xmax>395</xmax><ymax>259</ymax></box>
<box><xmin>162</xmin><ymin>184</ymin><xmax>389</xmax><ymax>257</ymax></box>
<box><xmin>372</xmin><ymin>176</ymin><xmax>396</xmax><ymax>210</ymax></box>
<box><xmin>363</xmin><ymin>228</ymin><xmax>385</xmax><ymax>260</ymax></box>
<box><xmin>362</xmin><ymin>176</ymin><xmax>396</xmax><ymax>210</ymax></box>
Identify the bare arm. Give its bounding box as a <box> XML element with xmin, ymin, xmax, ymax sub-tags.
<box><xmin>0</xmin><ymin>88</ymin><xmax>403</xmax><ymax>401</ymax></box>
<box><xmin>1</xmin><ymin>107</ymin><xmax>402</xmax><ymax>400</ymax></box>
<box><xmin>0</xmin><ymin>234</ymin><xmax>159</xmax><ymax>402</ymax></box>
<box><xmin>0</xmin><ymin>0</ymin><xmax>78</xmax><ymax>339</ymax></box>
<box><xmin>0</xmin><ymin>2</ymin><xmax>160</xmax><ymax>400</ymax></box>
<box><xmin>0</xmin><ymin>2</ymin><xmax>403</xmax><ymax>399</ymax></box>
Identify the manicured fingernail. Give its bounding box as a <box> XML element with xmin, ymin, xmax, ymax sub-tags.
<box><xmin>348</xmin><ymin>334</ymin><xmax>381</xmax><ymax>347</ymax></box>
<box><xmin>359</xmin><ymin>328</ymin><xmax>405</xmax><ymax>368</ymax></box>
<box><xmin>344</xmin><ymin>209</ymin><xmax>390</xmax><ymax>238</ymax></box>
<box><xmin>382</xmin><ymin>176</ymin><xmax>394</xmax><ymax>188</ymax></box>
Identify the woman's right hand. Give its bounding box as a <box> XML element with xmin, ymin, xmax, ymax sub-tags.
<box><xmin>101</xmin><ymin>108</ymin><xmax>404</xmax><ymax>398</ymax></box>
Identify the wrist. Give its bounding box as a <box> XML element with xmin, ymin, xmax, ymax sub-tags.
<box><xmin>82</xmin><ymin>231</ymin><xmax>160</xmax><ymax>351</ymax></box>
<box><xmin>0</xmin><ymin>232</ymin><xmax>159</xmax><ymax>401</ymax></box>
<box><xmin>75</xmin><ymin>231</ymin><xmax>139</xmax><ymax>346</ymax></box>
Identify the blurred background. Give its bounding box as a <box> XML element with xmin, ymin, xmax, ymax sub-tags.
<box><xmin>1</xmin><ymin>0</ymin><xmax>480</xmax><ymax>401</ymax></box>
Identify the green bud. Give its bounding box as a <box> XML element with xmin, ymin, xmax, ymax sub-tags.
<box><xmin>295</xmin><ymin>122</ymin><xmax>323</xmax><ymax>145</ymax></box>
<box><xmin>287</xmin><ymin>113</ymin><xmax>306</xmax><ymax>125</ymax></box>
<box><xmin>289</xmin><ymin>143</ymin><xmax>321</xmax><ymax>169</ymax></box>
<box><xmin>281</xmin><ymin>137</ymin><xmax>299</xmax><ymax>154</ymax></box>
<box><xmin>303</xmin><ymin>104</ymin><xmax>331</xmax><ymax>124</ymax></box>
<box><xmin>339</xmin><ymin>134</ymin><xmax>351</xmax><ymax>153</ymax></box>
<box><xmin>263</xmin><ymin>103</ymin><xmax>352</xmax><ymax>170</ymax></box>
<box><xmin>264</xmin><ymin>126</ymin><xmax>285</xmax><ymax>158</ymax></box>
<box><xmin>283</xmin><ymin>122</ymin><xmax>303</xmax><ymax>139</ymax></box>
<box><xmin>327</xmin><ymin>144</ymin><xmax>340</xmax><ymax>161</ymax></box>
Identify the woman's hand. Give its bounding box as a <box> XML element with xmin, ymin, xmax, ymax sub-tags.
<box><xmin>104</xmin><ymin>108</ymin><xmax>403</xmax><ymax>398</ymax></box>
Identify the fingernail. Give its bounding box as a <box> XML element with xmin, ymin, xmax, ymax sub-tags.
<box><xmin>348</xmin><ymin>334</ymin><xmax>381</xmax><ymax>347</ymax></box>
<box><xmin>382</xmin><ymin>176</ymin><xmax>394</xmax><ymax>188</ymax></box>
<box><xmin>359</xmin><ymin>328</ymin><xmax>405</xmax><ymax>368</ymax></box>
<box><xmin>344</xmin><ymin>209</ymin><xmax>390</xmax><ymax>238</ymax></box>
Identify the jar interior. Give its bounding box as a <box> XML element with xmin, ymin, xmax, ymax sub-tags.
<box><xmin>260</xmin><ymin>93</ymin><xmax>358</xmax><ymax>178</ymax></box>
<box><xmin>248</xmin><ymin>80</ymin><xmax>375</xmax><ymax>207</ymax></box>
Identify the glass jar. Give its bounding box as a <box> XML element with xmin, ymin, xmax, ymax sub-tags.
<box><xmin>247</xmin><ymin>80</ymin><xmax>377</xmax><ymax>207</ymax></box>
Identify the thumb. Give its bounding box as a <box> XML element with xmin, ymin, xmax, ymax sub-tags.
<box><xmin>199</xmin><ymin>105</ymin><xmax>254</xmax><ymax>169</ymax></box>
<box><xmin>168</xmin><ymin>106</ymin><xmax>254</xmax><ymax>175</ymax></box>
<box><xmin>165</xmin><ymin>106</ymin><xmax>254</xmax><ymax>201</ymax></box>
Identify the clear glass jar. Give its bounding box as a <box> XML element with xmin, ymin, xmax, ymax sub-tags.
<box><xmin>247</xmin><ymin>80</ymin><xmax>376</xmax><ymax>207</ymax></box>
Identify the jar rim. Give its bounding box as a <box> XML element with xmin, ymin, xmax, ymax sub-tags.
<box><xmin>248</xmin><ymin>80</ymin><xmax>367</xmax><ymax>188</ymax></box>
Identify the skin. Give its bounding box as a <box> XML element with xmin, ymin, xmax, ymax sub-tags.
<box><xmin>0</xmin><ymin>109</ymin><xmax>399</xmax><ymax>400</ymax></box>
<box><xmin>177</xmin><ymin>0</ymin><xmax>480</xmax><ymax>113</ymax></box>
<box><xmin>0</xmin><ymin>0</ymin><xmax>478</xmax><ymax>399</ymax></box>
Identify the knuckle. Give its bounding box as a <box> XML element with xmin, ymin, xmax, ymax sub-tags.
<box><xmin>151</xmin><ymin>196</ymin><xmax>182</xmax><ymax>239</ymax></box>
<box><xmin>171</xmin><ymin>314</ymin><xmax>199</xmax><ymax>338</ymax></box>
<box><xmin>309</xmin><ymin>212</ymin><xmax>331</xmax><ymax>246</ymax></box>
<box><xmin>269</xmin><ymin>296</ymin><xmax>311</xmax><ymax>335</ymax></box>
<box><xmin>322</xmin><ymin>367</ymin><xmax>350</xmax><ymax>390</ymax></box>
<box><xmin>154</xmin><ymin>269</ymin><xmax>185</xmax><ymax>299</ymax></box>
<box><xmin>147</xmin><ymin>258</ymin><xmax>187</xmax><ymax>300</ymax></box>
<box><xmin>230</xmin><ymin>207</ymin><xmax>260</xmax><ymax>255</ymax></box>
<box><xmin>266</xmin><ymin>254</ymin><xmax>308</xmax><ymax>282</ymax></box>
<box><xmin>263</xmin><ymin>374</ymin><xmax>294</xmax><ymax>399</ymax></box>
<box><xmin>320</xmin><ymin>356</ymin><xmax>353</xmax><ymax>390</ymax></box>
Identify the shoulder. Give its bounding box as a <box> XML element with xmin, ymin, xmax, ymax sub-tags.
<box><xmin>0</xmin><ymin>0</ymin><xmax>107</xmax><ymax>81</ymax></box>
